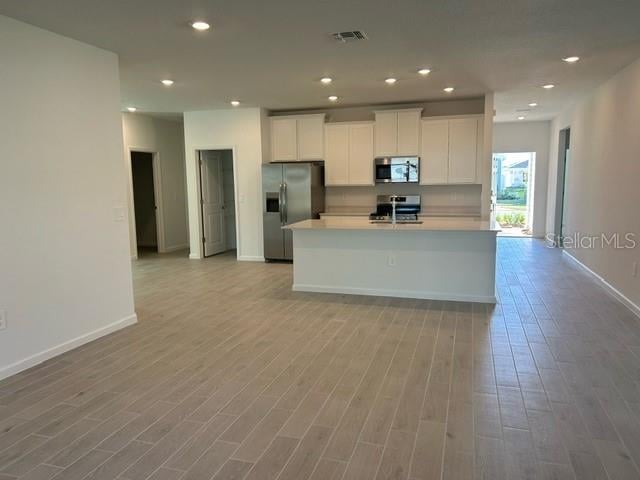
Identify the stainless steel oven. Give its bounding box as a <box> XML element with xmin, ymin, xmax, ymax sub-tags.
<box><xmin>374</xmin><ymin>157</ymin><xmax>419</xmax><ymax>183</ymax></box>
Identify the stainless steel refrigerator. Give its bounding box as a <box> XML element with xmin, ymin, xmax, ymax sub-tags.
<box><xmin>262</xmin><ymin>162</ymin><xmax>324</xmax><ymax>261</ymax></box>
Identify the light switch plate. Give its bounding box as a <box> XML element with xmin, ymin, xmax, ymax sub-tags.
<box><xmin>113</xmin><ymin>206</ymin><xmax>125</xmax><ymax>222</ymax></box>
<box><xmin>0</xmin><ymin>310</ymin><xmax>6</xmax><ymax>331</ymax></box>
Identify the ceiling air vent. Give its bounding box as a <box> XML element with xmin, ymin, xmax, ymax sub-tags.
<box><xmin>331</xmin><ymin>31</ymin><xmax>367</xmax><ymax>42</ymax></box>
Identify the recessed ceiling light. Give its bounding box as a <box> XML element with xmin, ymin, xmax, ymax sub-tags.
<box><xmin>320</xmin><ymin>77</ymin><xmax>332</xmax><ymax>85</ymax></box>
<box><xmin>328</xmin><ymin>95</ymin><xmax>338</xmax><ymax>102</ymax></box>
<box><xmin>518</xmin><ymin>116</ymin><xmax>526</xmax><ymax>120</ymax></box>
<box><xmin>443</xmin><ymin>87</ymin><xmax>455</xmax><ymax>93</ymax></box>
<box><xmin>528</xmin><ymin>102</ymin><xmax>538</xmax><ymax>107</ymax></box>
<box><xmin>385</xmin><ymin>78</ymin><xmax>397</xmax><ymax>85</ymax></box>
<box><xmin>563</xmin><ymin>56</ymin><xmax>580</xmax><ymax>63</ymax></box>
<box><xmin>418</xmin><ymin>68</ymin><xmax>431</xmax><ymax>75</ymax></box>
<box><xmin>542</xmin><ymin>84</ymin><xmax>555</xmax><ymax>89</ymax></box>
<box><xmin>230</xmin><ymin>100</ymin><xmax>240</xmax><ymax>107</ymax></box>
<box><xmin>191</xmin><ymin>21</ymin><xmax>210</xmax><ymax>31</ymax></box>
<box><xmin>161</xmin><ymin>79</ymin><xmax>174</xmax><ymax>86</ymax></box>
<box><xmin>127</xmin><ymin>107</ymin><xmax>137</xmax><ymax>112</ymax></box>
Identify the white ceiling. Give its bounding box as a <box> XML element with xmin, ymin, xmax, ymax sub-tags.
<box><xmin>2</xmin><ymin>0</ymin><xmax>640</xmax><ymax>122</ymax></box>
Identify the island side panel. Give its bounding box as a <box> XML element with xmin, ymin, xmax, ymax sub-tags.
<box><xmin>291</xmin><ymin>229</ymin><xmax>497</xmax><ymax>303</ymax></box>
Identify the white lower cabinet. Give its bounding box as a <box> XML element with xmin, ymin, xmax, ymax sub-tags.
<box><xmin>324</xmin><ymin>122</ymin><xmax>374</xmax><ymax>186</ymax></box>
<box><xmin>420</xmin><ymin>116</ymin><xmax>482</xmax><ymax>185</ymax></box>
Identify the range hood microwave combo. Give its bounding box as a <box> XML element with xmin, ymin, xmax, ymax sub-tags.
<box><xmin>374</xmin><ymin>156</ymin><xmax>420</xmax><ymax>184</ymax></box>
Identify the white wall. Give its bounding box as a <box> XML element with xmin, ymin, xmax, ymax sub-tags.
<box><xmin>221</xmin><ymin>152</ymin><xmax>237</xmax><ymax>249</ymax></box>
<box><xmin>0</xmin><ymin>16</ymin><xmax>136</xmax><ymax>379</ymax></box>
<box><xmin>547</xmin><ymin>57</ymin><xmax>640</xmax><ymax>310</ymax></box>
<box><xmin>493</xmin><ymin>121</ymin><xmax>551</xmax><ymax>237</ymax></box>
<box><xmin>480</xmin><ymin>94</ymin><xmax>495</xmax><ymax>220</ymax></box>
<box><xmin>122</xmin><ymin>114</ymin><xmax>189</xmax><ymax>256</ymax></box>
<box><xmin>183</xmin><ymin>109</ymin><xmax>266</xmax><ymax>260</ymax></box>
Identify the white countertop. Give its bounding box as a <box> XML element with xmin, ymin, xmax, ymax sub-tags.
<box><xmin>286</xmin><ymin>217</ymin><xmax>499</xmax><ymax>232</ymax></box>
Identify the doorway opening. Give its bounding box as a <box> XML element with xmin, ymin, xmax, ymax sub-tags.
<box><xmin>554</xmin><ymin>128</ymin><xmax>571</xmax><ymax>246</ymax></box>
<box><xmin>131</xmin><ymin>151</ymin><xmax>161</xmax><ymax>256</ymax></box>
<box><xmin>492</xmin><ymin>152</ymin><xmax>535</xmax><ymax>237</ymax></box>
<box><xmin>198</xmin><ymin>149</ymin><xmax>238</xmax><ymax>258</ymax></box>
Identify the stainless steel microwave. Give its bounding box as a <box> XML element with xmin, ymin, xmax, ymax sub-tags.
<box><xmin>374</xmin><ymin>157</ymin><xmax>420</xmax><ymax>183</ymax></box>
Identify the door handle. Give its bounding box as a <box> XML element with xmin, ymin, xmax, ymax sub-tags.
<box><xmin>278</xmin><ymin>183</ymin><xmax>284</xmax><ymax>224</ymax></box>
<box><xmin>282</xmin><ymin>183</ymin><xmax>287</xmax><ymax>224</ymax></box>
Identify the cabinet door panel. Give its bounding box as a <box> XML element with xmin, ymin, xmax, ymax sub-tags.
<box><xmin>397</xmin><ymin>110</ymin><xmax>421</xmax><ymax>155</ymax></box>
<box><xmin>374</xmin><ymin>112</ymin><xmax>397</xmax><ymax>156</ymax></box>
<box><xmin>420</xmin><ymin>120</ymin><xmax>449</xmax><ymax>184</ymax></box>
<box><xmin>324</xmin><ymin>124</ymin><xmax>349</xmax><ymax>185</ymax></box>
<box><xmin>348</xmin><ymin>124</ymin><xmax>374</xmax><ymax>185</ymax></box>
<box><xmin>271</xmin><ymin>118</ymin><xmax>297</xmax><ymax>161</ymax></box>
<box><xmin>475</xmin><ymin>118</ymin><xmax>484</xmax><ymax>183</ymax></box>
<box><xmin>297</xmin><ymin>116</ymin><xmax>324</xmax><ymax>160</ymax></box>
<box><xmin>448</xmin><ymin>118</ymin><xmax>478</xmax><ymax>183</ymax></box>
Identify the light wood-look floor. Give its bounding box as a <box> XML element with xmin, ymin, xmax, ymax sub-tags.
<box><xmin>2</xmin><ymin>239</ymin><xmax>640</xmax><ymax>480</ymax></box>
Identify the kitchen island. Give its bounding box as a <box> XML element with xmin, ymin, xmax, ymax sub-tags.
<box><xmin>285</xmin><ymin>217</ymin><xmax>499</xmax><ymax>303</ymax></box>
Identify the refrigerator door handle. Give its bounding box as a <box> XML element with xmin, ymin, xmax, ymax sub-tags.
<box><xmin>278</xmin><ymin>183</ymin><xmax>284</xmax><ymax>225</ymax></box>
<box><xmin>282</xmin><ymin>182</ymin><xmax>287</xmax><ymax>224</ymax></box>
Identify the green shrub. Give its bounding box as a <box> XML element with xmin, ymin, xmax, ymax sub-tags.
<box><xmin>496</xmin><ymin>212</ymin><xmax>526</xmax><ymax>227</ymax></box>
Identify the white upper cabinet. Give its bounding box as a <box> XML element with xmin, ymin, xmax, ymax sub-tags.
<box><xmin>324</xmin><ymin>122</ymin><xmax>374</xmax><ymax>186</ymax></box>
<box><xmin>397</xmin><ymin>110</ymin><xmax>421</xmax><ymax>155</ymax></box>
<box><xmin>374</xmin><ymin>109</ymin><xmax>422</xmax><ymax>157</ymax></box>
<box><xmin>297</xmin><ymin>115</ymin><xmax>325</xmax><ymax>160</ymax></box>
<box><xmin>420</xmin><ymin>119</ymin><xmax>449</xmax><ymax>184</ymax></box>
<box><xmin>347</xmin><ymin>123</ymin><xmax>374</xmax><ymax>185</ymax></box>
<box><xmin>271</xmin><ymin>118</ymin><xmax>297</xmax><ymax>162</ymax></box>
<box><xmin>448</xmin><ymin>118</ymin><xmax>478</xmax><ymax>183</ymax></box>
<box><xmin>374</xmin><ymin>111</ymin><xmax>397</xmax><ymax>156</ymax></box>
<box><xmin>419</xmin><ymin>116</ymin><xmax>482</xmax><ymax>185</ymax></box>
<box><xmin>324</xmin><ymin>124</ymin><xmax>350</xmax><ymax>185</ymax></box>
<box><xmin>270</xmin><ymin>114</ymin><xmax>325</xmax><ymax>162</ymax></box>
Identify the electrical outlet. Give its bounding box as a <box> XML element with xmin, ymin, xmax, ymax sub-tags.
<box><xmin>0</xmin><ymin>310</ymin><xmax>6</xmax><ymax>331</ymax></box>
<box><xmin>633</xmin><ymin>261</ymin><xmax>638</xmax><ymax>278</ymax></box>
<box><xmin>388</xmin><ymin>254</ymin><xmax>396</xmax><ymax>267</ymax></box>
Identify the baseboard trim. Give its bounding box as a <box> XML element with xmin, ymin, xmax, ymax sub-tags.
<box><xmin>0</xmin><ymin>313</ymin><xmax>138</xmax><ymax>381</ymax></box>
<box><xmin>292</xmin><ymin>284</ymin><xmax>496</xmax><ymax>304</ymax></box>
<box><xmin>562</xmin><ymin>249</ymin><xmax>640</xmax><ymax>319</ymax></box>
<box><xmin>162</xmin><ymin>243</ymin><xmax>189</xmax><ymax>253</ymax></box>
<box><xmin>188</xmin><ymin>253</ymin><xmax>201</xmax><ymax>260</ymax></box>
<box><xmin>238</xmin><ymin>256</ymin><xmax>265</xmax><ymax>262</ymax></box>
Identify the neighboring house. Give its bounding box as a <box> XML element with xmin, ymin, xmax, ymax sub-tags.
<box><xmin>494</xmin><ymin>156</ymin><xmax>528</xmax><ymax>192</ymax></box>
<box><xmin>505</xmin><ymin>159</ymin><xmax>529</xmax><ymax>188</ymax></box>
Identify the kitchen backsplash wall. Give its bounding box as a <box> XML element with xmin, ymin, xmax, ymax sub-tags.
<box><xmin>325</xmin><ymin>184</ymin><xmax>482</xmax><ymax>216</ymax></box>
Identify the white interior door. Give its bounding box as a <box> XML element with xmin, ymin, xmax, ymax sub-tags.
<box><xmin>200</xmin><ymin>152</ymin><xmax>226</xmax><ymax>257</ymax></box>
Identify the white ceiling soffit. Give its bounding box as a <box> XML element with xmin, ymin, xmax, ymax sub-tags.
<box><xmin>1</xmin><ymin>0</ymin><xmax>640</xmax><ymax>122</ymax></box>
